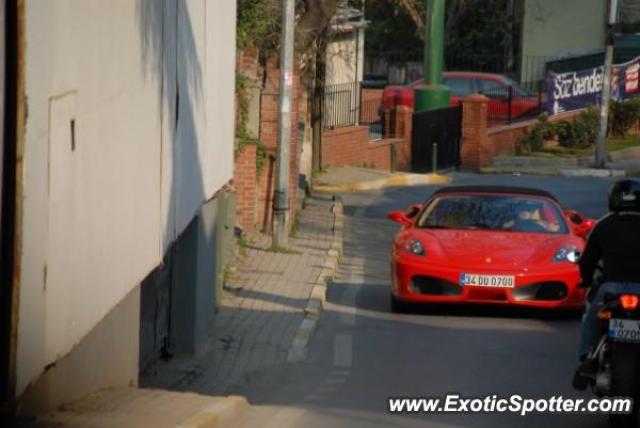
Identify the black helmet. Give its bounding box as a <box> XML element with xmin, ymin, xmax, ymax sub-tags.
<box><xmin>609</xmin><ymin>179</ymin><xmax>640</xmax><ymax>212</ymax></box>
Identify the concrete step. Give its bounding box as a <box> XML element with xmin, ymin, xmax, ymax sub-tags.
<box><xmin>15</xmin><ymin>388</ymin><xmax>249</xmax><ymax>428</ymax></box>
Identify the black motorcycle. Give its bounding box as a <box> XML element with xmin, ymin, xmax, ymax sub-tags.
<box><xmin>585</xmin><ymin>291</ymin><xmax>640</xmax><ymax>427</ymax></box>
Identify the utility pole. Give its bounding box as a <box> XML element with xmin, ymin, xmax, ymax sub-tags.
<box><xmin>415</xmin><ymin>0</ymin><xmax>450</xmax><ymax>112</ymax></box>
<box><xmin>273</xmin><ymin>0</ymin><xmax>294</xmax><ymax>247</ymax></box>
<box><xmin>595</xmin><ymin>0</ymin><xmax>619</xmax><ymax>168</ymax></box>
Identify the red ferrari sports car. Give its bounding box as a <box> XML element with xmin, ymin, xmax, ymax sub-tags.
<box><xmin>387</xmin><ymin>186</ymin><xmax>596</xmax><ymax>312</ymax></box>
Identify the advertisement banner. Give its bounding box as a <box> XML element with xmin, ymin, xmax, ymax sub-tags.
<box><xmin>546</xmin><ymin>56</ymin><xmax>640</xmax><ymax>115</ymax></box>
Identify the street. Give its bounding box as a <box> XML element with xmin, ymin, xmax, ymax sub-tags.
<box><xmin>229</xmin><ymin>173</ymin><xmax>615</xmax><ymax>428</ymax></box>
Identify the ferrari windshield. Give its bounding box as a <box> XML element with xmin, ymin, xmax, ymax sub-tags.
<box><xmin>416</xmin><ymin>195</ymin><xmax>569</xmax><ymax>234</ymax></box>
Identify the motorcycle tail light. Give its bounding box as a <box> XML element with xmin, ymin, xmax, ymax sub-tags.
<box><xmin>619</xmin><ymin>294</ymin><xmax>640</xmax><ymax>311</ymax></box>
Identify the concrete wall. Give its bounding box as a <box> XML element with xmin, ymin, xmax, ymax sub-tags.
<box><xmin>326</xmin><ymin>31</ymin><xmax>364</xmax><ymax>86</ymax></box>
<box><xmin>16</xmin><ymin>0</ymin><xmax>236</xmax><ymax>403</ymax></box>
<box><xmin>18</xmin><ymin>285</ymin><xmax>140</xmax><ymax>414</ymax></box>
<box><xmin>521</xmin><ymin>0</ymin><xmax>606</xmax><ymax>81</ymax></box>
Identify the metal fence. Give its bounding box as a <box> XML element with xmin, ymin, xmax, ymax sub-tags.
<box><xmin>322</xmin><ymin>82</ymin><xmax>390</xmax><ymax>139</ymax></box>
<box><xmin>483</xmin><ymin>81</ymin><xmax>545</xmax><ymax>126</ymax></box>
<box><xmin>322</xmin><ymin>82</ymin><xmax>361</xmax><ymax>129</ymax></box>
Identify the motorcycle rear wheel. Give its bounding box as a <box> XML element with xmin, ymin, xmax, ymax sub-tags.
<box><xmin>609</xmin><ymin>342</ymin><xmax>640</xmax><ymax>428</ymax></box>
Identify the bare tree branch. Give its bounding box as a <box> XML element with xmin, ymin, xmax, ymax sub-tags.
<box><xmin>295</xmin><ymin>0</ymin><xmax>338</xmax><ymax>56</ymax></box>
<box><xmin>396</xmin><ymin>0</ymin><xmax>425</xmax><ymax>37</ymax></box>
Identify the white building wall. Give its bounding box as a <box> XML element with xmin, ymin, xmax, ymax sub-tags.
<box><xmin>16</xmin><ymin>0</ymin><xmax>235</xmax><ymax>396</ymax></box>
<box><xmin>521</xmin><ymin>0</ymin><xmax>606</xmax><ymax>81</ymax></box>
<box><xmin>325</xmin><ymin>32</ymin><xmax>358</xmax><ymax>86</ymax></box>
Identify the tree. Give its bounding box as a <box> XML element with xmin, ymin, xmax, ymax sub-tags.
<box><xmin>365</xmin><ymin>0</ymin><xmax>516</xmax><ymax>69</ymax></box>
<box><xmin>236</xmin><ymin>0</ymin><xmax>339</xmax><ymax>171</ymax></box>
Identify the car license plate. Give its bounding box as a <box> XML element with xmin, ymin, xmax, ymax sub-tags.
<box><xmin>460</xmin><ymin>274</ymin><xmax>515</xmax><ymax>288</ymax></box>
<box><xmin>609</xmin><ymin>318</ymin><xmax>640</xmax><ymax>343</ymax></box>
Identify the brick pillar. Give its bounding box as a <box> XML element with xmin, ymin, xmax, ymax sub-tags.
<box><xmin>393</xmin><ymin>106</ymin><xmax>413</xmax><ymax>172</ymax></box>
<box><xmin>383</xmin><ymin>107</ymin><xmax>394</xmax><ymax>138</ymax></box>
<box><xmin>233</xmin><ymin>145</ymin><xmax>257</xmax><ymax>232</ymax></box>
<box><xmin>460</xmin><ymin>94</ymin><xmax>490</xmax><ymax>171</ymax></box>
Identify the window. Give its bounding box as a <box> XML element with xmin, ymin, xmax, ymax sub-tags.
<box><xmin>476</xmin><ymin>79</ymin><xmax>509</xmax><ymax>99</ymax></box>
<box><xmin>417</xmin><ymin>195</ymin><xmax>568</xmax><ymax>234</ymax></box>
<box><xmin>443</xmin><ymin>78</ymin><xmax>474</xmax><ymax>97</ymax></box>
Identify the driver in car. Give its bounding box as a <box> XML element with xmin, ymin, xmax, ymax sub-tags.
<box><xmin>503</xmin><ymin>202</ymin><xmax>560</xmax><ymax>233</ymax></box>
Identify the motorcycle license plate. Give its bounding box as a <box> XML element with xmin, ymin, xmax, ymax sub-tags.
<box><xmin>460</xmin><ymin>274</ymin><xmax>515</xmax><ymax>288</ymax></box>
<box><xmin>609</xmin><ymin>318</ymin><xmax>640</xmax><ymax>343</ymax></box>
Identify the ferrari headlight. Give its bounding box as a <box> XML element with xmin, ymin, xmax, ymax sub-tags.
<box><xmin>553</xmin><ymin>246</ymin><xmax>580</xmax><ymax>263</ymax></box>
<box><xmin>404</xmin><ymin>239</ymin><xmax>426</xmax><ymax>256</ymax></box>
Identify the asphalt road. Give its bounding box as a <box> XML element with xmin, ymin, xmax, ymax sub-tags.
<box><xmin>232</xmin><ymin>173</ymin><xmax>619</xmax><ymax>428</ymax></box>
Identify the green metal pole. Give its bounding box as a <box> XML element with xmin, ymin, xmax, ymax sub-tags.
<box><xmin>415</xmin><ymin>0</ymin><xmax>450</xmax><ymax>112</ymax></box>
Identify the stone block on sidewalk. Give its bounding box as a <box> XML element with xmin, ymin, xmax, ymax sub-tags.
<box><xmin>30</xmin><ymin>388</ymin><xmax>248</xmax><ymax>428</ymax></box>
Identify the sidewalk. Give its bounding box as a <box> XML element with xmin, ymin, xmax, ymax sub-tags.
<box><xmin>7</xmin><ymin>194</ymin><xmax>341</xmax><ymax>428</ymax></box>
<box><xmin>481</xmin><ymin>146</ymin><xmax>640</xmax><ymax>177</ymax></box>
<box><xmin>140</xmin><ymin>194</ymin><xmax>338</xmax><ymax>395</ymax></box>
<box><xmin>312</xmin><ymin>166</ymin><xmax>451</xmax><ymax>193</ymax></box>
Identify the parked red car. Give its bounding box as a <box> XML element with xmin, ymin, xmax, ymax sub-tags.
<box><xmin>387</xmin><ymin>186</ymin><xmax>595</xmax><ymax>313</ymax></box>
<box><xmin>382</xmin><ymin>71</ymin><xmax>540</xmax><ymax>122</ymax></box>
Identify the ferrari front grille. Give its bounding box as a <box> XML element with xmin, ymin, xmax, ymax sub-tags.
<box><xmin>512</xmin><ymin>281</ymin><xmax>568</xmax><ymax>301</ymax></box>
<box><xmin>410</xmin><ymin>276</ymin><xmax>463</xmax><ymax>296</ymax></box>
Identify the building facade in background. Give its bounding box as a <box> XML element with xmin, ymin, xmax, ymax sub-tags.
<box><xmin>518</xmin><ymin>0</ymin><xmax>606</xmax><ymax>85</ymax></box>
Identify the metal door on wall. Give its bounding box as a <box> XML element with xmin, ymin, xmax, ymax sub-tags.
<box><xmin>411</xmin><ymin>105</ymin><xmax>462</xmax><ymax>172</ymax></box>
<box><xmin>46</xmin><ymin>92</ymin><xmax>78</xmax><ymax>364</ymax></box>
<box><xmin>139</xmin><ymin>252</ymin><xmax>173</xmax><ymax>368</ymax></box>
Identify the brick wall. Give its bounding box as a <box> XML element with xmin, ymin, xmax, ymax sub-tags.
<box><xmin>460</xmin><ymin>95</ymin><xmax>491</xmax><ymax>170</ymax></box>
<box><xmin>233</xmin><ymin>144</ymin><xmax>257</xmax><ymax>232</ymax></box>
<box><xmin>233</xmin><ymin>55</ymin><xmax>302</xmax><ymax>235</ymax></box>
<box><xmin>361</xmin><ymin>88</ymin><xmax>383</xmax><ymax>103</ymax></box>
<box><xmin>487</xmin><ymin>110</ymin><xmax>583</xmax><ymax>158</ymax></box>
<box><xmin>321</xmin><ymin>105</ymin><xmax>413</xmax><ymax>172</ymax></box>
<box><xmin>361</xmin><ymin>89</ymin><xmax>383</xmax><ymax>124</ymax></box>
<box><xmin>321</xmin><ymin>126</ymin><xmax>404</xmax><ymax>170</ymax></box>
<box><xmin>461</xmin><ymin>94</ymin><xmax>587</xmax><ymax>170</ymax></box>
<box><xmin>394</xmin><ymin>107</ymin><xmax>413</xmax><ymax>171</ymax></box>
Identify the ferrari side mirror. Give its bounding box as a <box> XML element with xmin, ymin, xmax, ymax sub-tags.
<box><xmin>387</xmin><ymin>211</ymin><xmax>412</xmax><ymax>227</ymax></box>
<box><xmin>406</xmin><ymin>204</ymin><xmax>422</xmax><ymax>219</ymax></box>
<box><xmin>575</xmin><ymin>219</ymin><xmax>595</xmax><ymax>239</ymax></box>
<box><xmin>564</xmin><ymin>209</ymin><xmax>584</xmax><ymax>225</ymax></box>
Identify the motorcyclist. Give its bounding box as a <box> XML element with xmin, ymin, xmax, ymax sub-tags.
<box><xmin>573</xmin><ymin>179</ymin><xmax>640</xmax><ymax>390</ymax></box>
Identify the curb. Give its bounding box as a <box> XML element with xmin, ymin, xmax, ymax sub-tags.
<box><xmin>286</xmin><ymin>196</ymin><xmax>344</xmax><ymax>363</ymax></box>
<box><xmin>480</xmin><ymin>167</ymin><xmax>627</xmax><ymax>178</ymax></box>
<box><xmin>179</xmin><ymin>396</ymin><xmax>250</xmax><ymax>428</ymax></box>
<box><xmin>312</xmin><ymin>173</ymin><xmax>451</xmax><ymax>193</ymax></box>
<box><xmin>559</xmin><ymin>168</ymin><xmax>627</xmax><ymax>178</ymax></box>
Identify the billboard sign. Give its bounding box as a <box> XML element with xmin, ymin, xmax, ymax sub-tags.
<box><xmin>546</xmin><ymin>56</ymin><xmax>640</xmax><ymax>115</ymax></box>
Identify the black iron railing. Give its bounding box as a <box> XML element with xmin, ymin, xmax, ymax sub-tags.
<box><xmin>322</xmin><ymin>82</ymin><xmax>361</xmax><ymax>129</ymax></box>
<box><xmin>483</xmin><ymin>80</ymin><xmax>545</xmax><ymax>126</ymax></box>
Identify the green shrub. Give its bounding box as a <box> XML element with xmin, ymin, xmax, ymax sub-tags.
<box><xmin>556</xmin><ymin>107</ymin><xmax>599</xmax><ymax>149</ymax></box>
<box><xmin>519</xmin><ymin>112</ymin><xmax>556</xmax><ymax>152</ymax></box>
<box><xmin>609</xmin><ymin>98</ymin><xmax>640</xmax><ymax>138</ymax></box>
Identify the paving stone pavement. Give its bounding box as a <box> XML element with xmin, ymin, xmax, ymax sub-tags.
<box><xmin>140</xmin><ymin>195</ymin><xmax>336</xmax><ymax>396</ymax></box>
